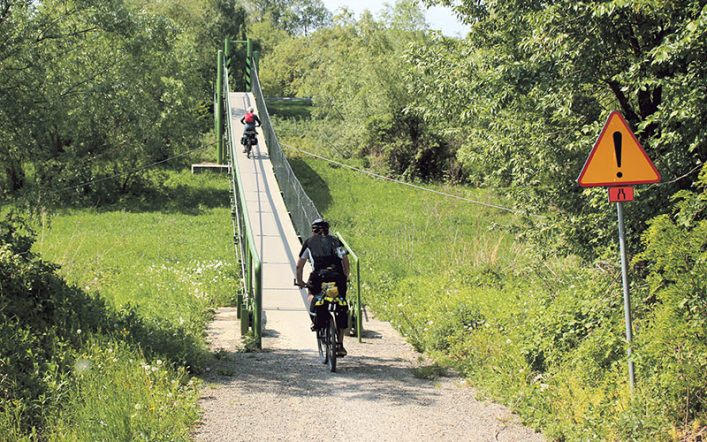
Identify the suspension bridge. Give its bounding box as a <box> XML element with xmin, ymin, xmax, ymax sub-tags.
<box><xmin>212</xmin><ymin>39</ymin><xmax>363</xmax><ymax>351</ymax></box>
<box><xmin>194</xmin><ymin>38</ymin><xmax>544</xmax><ymax>442</ymax></box>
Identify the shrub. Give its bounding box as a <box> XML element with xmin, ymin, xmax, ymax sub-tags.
<box><xmin>0</xmin><ymin>214</ymin><xmax>113</xmax><ymax>432</ymax></box>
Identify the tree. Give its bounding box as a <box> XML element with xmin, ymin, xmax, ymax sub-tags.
<box><xmin>289</xmin><ymin>0</ymin><xmax>332</xmax><ymax>35</ymax></box>
<box><xmin>250</xmin><ymin>0</ymin><xmax>331</xmax><ymax>36</ymax></box>
<box><xmin>0</xmin><ymin>0</ymin><xmax>248</xmax><ymax>203</ymax></box>
<box><xmin>260</xmin><ymin>0</ymin><xmax>456</xmax><ymax>179</ymax></box>
<box><xmin>415</xmin><ymin>0</ymin><xmax>707</xmax><ymax>258</ymax></box>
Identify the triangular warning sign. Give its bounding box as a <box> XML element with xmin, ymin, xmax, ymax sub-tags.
<box><xmin>578</xmin><ymin>111</ymin><xmax>661</xmax><ymax>187</ymax></box>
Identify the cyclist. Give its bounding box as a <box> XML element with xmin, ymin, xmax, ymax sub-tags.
<box><xmin>295</xmin><ymin>218</ymin><xmax>350</xmax><ymax>356</ymax></box>
<box><xmin>239</xmin><ymin>107</ymin><xmax>261</xmax><ymax>153</ymax></box>
<box><xmin>240</xmin><ymin>106</ymin><xmax>261</xmax><ymax>130</ymax></box>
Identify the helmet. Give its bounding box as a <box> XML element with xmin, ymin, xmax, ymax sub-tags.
<box><xmin>248</xmin><ymin>106</ymin><xmax>254</xmax><ymax>113</ymax></box>
<box><xmin>311</xmin><ymin>218</ymin><xmax>329</xmax><ymax>231</ymax></box>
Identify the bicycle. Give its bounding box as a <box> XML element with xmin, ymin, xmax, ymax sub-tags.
<box><xmin>295</xmin><ymin>280</ymin><xmax>347</xmax><ymax>372</ymax></box>
<box><xmin>241</xmin><ymin>125</ymin><xmax>259</xmax><ymax>158</ymax></box>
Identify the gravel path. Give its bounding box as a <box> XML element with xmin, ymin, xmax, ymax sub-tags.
<box><xmin>193</xmin><ymin>308</ymin><xmax>545</xmax><ymax>442</ymax></box>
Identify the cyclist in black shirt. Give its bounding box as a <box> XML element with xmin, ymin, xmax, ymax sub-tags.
<box><xmin>296</xmin><ymin>218</ymin><xmax>350</xmax><ymax>356</ymax></box>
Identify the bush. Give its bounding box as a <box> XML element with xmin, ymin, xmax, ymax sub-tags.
<box><xmin>629</xmin><ymin>166</ymin><xmax>706</xmax><ymax>439</ymax></box>
<box><xmin>0</xmin><ymin>214</ymin><xmax>108</xmax><ymax>432</ymax></box>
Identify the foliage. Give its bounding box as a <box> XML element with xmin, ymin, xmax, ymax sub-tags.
<box><xmin>259</xmin><ymin>1</ymin><xmax>459</xmax><ymax>180</ymax></box>
<box><xmin>46</xmin><ymin>340</ymin><xmax>199</xmax><ymax>442</ymax></box>
<box><xmin>630</xmin><ymin>164</ymin><xmax>706</xmax><ymax>439</ymax></box>
<box><xmin>0</xmin><ymin>0</ymin><xmax>245</xmax><ymax>204</ymax></box>
<box><xmin>0</xmin><ymin>171</ymin><xmax>236</xmax><ymax>438</ymax></box>
<box><xmin>415</xmin><ymin>0</ymin><xmax>707</xmax><ymax>259</ymax></box>
<box><xmin>0</xmin><ymin>213</ymin><xmax>109</xmax><ymax>432</ymax></box>
<box><xmin>247</xmin><ymin>0</ymin><xmax>332</xmax><ymax>36</ymax></box>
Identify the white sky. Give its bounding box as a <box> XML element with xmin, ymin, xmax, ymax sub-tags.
<box><xmin>320</xmin><ymin>0</ymin><xmax>469</xmax><ymax>38</ymax></box>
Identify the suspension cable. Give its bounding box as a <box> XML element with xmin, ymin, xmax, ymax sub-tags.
<box><xmin>282</xmin><ymin>143</ymin><xmax>540</xmax><ymax>218</ymax></box>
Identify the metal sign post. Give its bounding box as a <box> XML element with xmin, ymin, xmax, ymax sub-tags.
<box><xmin>578</xmin><ymin>111</ymin><xmax>661</xmax><ymax>392</ymax></box>
<box><xmin>616</xmin><ymin>201</ymin><xmax>636</xmax><ymax>390</ymax></box>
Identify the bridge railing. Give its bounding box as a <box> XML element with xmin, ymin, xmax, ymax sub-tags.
<box><xmin>222</xmin><ymin>60</ymin><xmax>263</xmax><ymax>348</ymax></box>
<box><xmin>251</xmin><ymin>67</ymin><xmax>321</xmax><ymax>241</ymax></box>
<box><xmin>251</xmin><ymin>63</ymin><xmax>363</xmax><ymax>341</ymax></box>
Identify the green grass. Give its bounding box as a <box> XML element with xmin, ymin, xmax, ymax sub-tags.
<box><xmin>22</xmin><ymin>169</ymin><xmax>237</xmax><ymax>440</ymax></box>
<box><xmin>35</xmin><ymin>171</ymin><xmax>236</xmax><ymax>334</ymax></box>
<box><xmin>265</xmin><ymin>97</ymin><xmax>313</xmax><ymax>119</ymax></box>
<box><xmin>286</xmin><ymin>152</ymin><xmax>525</xmax><ymax>291</ymax></box>
<box><xmin>285</xmin><ymin>151</ymin><xmax>687</xmax><ymax>440</ymax></box>
<box><xmin>46</xmin><ymin>339</ymin><xmax>199</xmax><ymax>441</ymax></box>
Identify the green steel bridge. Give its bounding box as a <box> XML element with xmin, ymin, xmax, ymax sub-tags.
<box><xmin>214</xmin><ymin>39</ymin><xmax>362</xmax><ymax>351</ymax></box>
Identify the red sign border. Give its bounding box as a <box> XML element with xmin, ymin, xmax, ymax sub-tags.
<box><xmin>577</xmin><ymin>111</ymin><xmax>661</xmax><ymax>187</ymax></box>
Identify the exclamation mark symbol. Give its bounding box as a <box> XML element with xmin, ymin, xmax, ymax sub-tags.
<box><xmin>613</xmin><ymin>131</ymin><xmax>623</xmax><ymax>178</ymax></box>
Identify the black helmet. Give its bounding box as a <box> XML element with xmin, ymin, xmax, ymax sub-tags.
<box><xmin>311</xmin><ymin>218</ymin><xmax>329</xmax><ymax>231</ymax></box>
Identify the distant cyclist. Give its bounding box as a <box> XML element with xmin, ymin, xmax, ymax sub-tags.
<box><xmin>296</xmin><ymin>218</ymin><xmax>350</xmax><ymax>356</ymax></box>
<box><xmin>239</xmin><ymin>107</ymin><xmax>261</xmax><ymax>152</ymax></box>
<box><xmin>240</xmin><ymin>106</ymin><xmax>261</xmax><ymax>131</ymax></box>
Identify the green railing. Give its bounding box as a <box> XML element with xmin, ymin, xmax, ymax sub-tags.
<box><xmin>221</xmin><ymin>59</ymin><xmax>263</xmax><ymax>348</ymax></box>
<box><xmin>335</xmin><ymin>233</ymin><xmax>363</xmax><ymax>342</ymax></box>
<box><xmin>251</xmin><ymin>66</ymin><xmax>320</xmax><ymax>240</ymax></box>
<box><xmin>250</xmin><ymin>62</ymin><xmax>363</xmax><ymax>341</ymax></box>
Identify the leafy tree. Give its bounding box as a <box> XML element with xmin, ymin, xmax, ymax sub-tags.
<box><xmin>0</xmin><ymin>0</ymin><xmax>247</xmax><ymax>204</ymax></box>
<box><xmin>249</xmin><ymin>0</ymin><xmax>331</xmax><ymax>36</ymax></box>
<box><xmin>415</xmin><ymin>0</ymin><xmax>707</xmax><ymax>258</ymax></box>
<box><xmin>260</xmin><ymin>0</ymin><xmax>455</xmax><ymax>179</ymax></box>
<box><xmin>288</xmin><ymin>0</ymin><xmax>332</xmax><ymax>35</ymax></box>
<box><xmin>0</xmin><ymin>1</ymin><xmax>44</xmax><ymax>193</ymax></box>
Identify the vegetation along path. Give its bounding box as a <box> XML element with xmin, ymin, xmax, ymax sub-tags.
<box><xmin>195</xmin><ymin>309</ymin><xmax>544</xmax><ymax>441</ymax></box>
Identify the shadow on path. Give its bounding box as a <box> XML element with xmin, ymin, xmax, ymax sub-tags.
<box><xmin>201</xmin><ymin>348</ymin><xmax>439</xmax><ymax>407</ymax></box>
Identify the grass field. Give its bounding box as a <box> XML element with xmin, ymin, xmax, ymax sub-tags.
<box><xmin>35</xmin><ymin>171</ymin><xmax>236</xmax><ymax>336</ymax></box>
<box><xmin>264</xmin><ymin>97</ymin><xmax>313</xmax><ymax>119</ymax></box>
<box><xmin>24</xmin><ymin>169</ymin><xmax>237</xmax><ymax>440</ymax></box>
<box><xmin>285</xmin><ymin>153</ymin><xmax>525</xmax><ymax>290</ymax></box>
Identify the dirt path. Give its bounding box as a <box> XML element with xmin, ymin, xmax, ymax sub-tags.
<box><xmin>193</xmin><ymin>308</ymin><xmax>544</xmax><ymax>442</ymax></box>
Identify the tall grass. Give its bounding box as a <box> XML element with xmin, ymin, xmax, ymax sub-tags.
<box><xmin>46</xmin><ymin>339</ymin><xmax>199</xmax><ymax>441</ymax></box>
<box><xmin>3</xmin><ymin>169</ymin><xmax>237</xmax><ymax>440</ymax></box>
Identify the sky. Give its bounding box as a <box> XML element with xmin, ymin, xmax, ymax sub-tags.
<box><xmin>319</xmin><ymin>1</ymin><xmax>469</xmax><ymax>38</ymax></box>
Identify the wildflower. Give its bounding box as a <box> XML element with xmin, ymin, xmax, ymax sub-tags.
<box><xmin>74</xmin><ymin>359</ymin><xmax>91</xmax><ymax>374</ymax></box>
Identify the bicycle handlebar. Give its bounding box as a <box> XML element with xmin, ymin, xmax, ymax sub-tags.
<box><xmin>294</xmin><ymin>278</ymin><xmax>311</xmax><ymax>289</ymax></box>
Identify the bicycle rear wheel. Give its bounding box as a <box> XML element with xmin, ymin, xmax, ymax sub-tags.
<box><xmin>327</xmin><ymin>314</ymin><xmax>337</xmax><ymax>372</ymax></box>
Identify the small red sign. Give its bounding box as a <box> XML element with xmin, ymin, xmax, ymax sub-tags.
<box><xmin>608</xmin><ymin>186</ymin><xmax>634</xmax><ymax>202</ymax></box>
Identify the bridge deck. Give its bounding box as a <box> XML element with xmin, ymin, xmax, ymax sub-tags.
<box><xmin>228</xmin><ymin>92</ymin><xmax>314</xmax><ymax>352</ymax></box>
